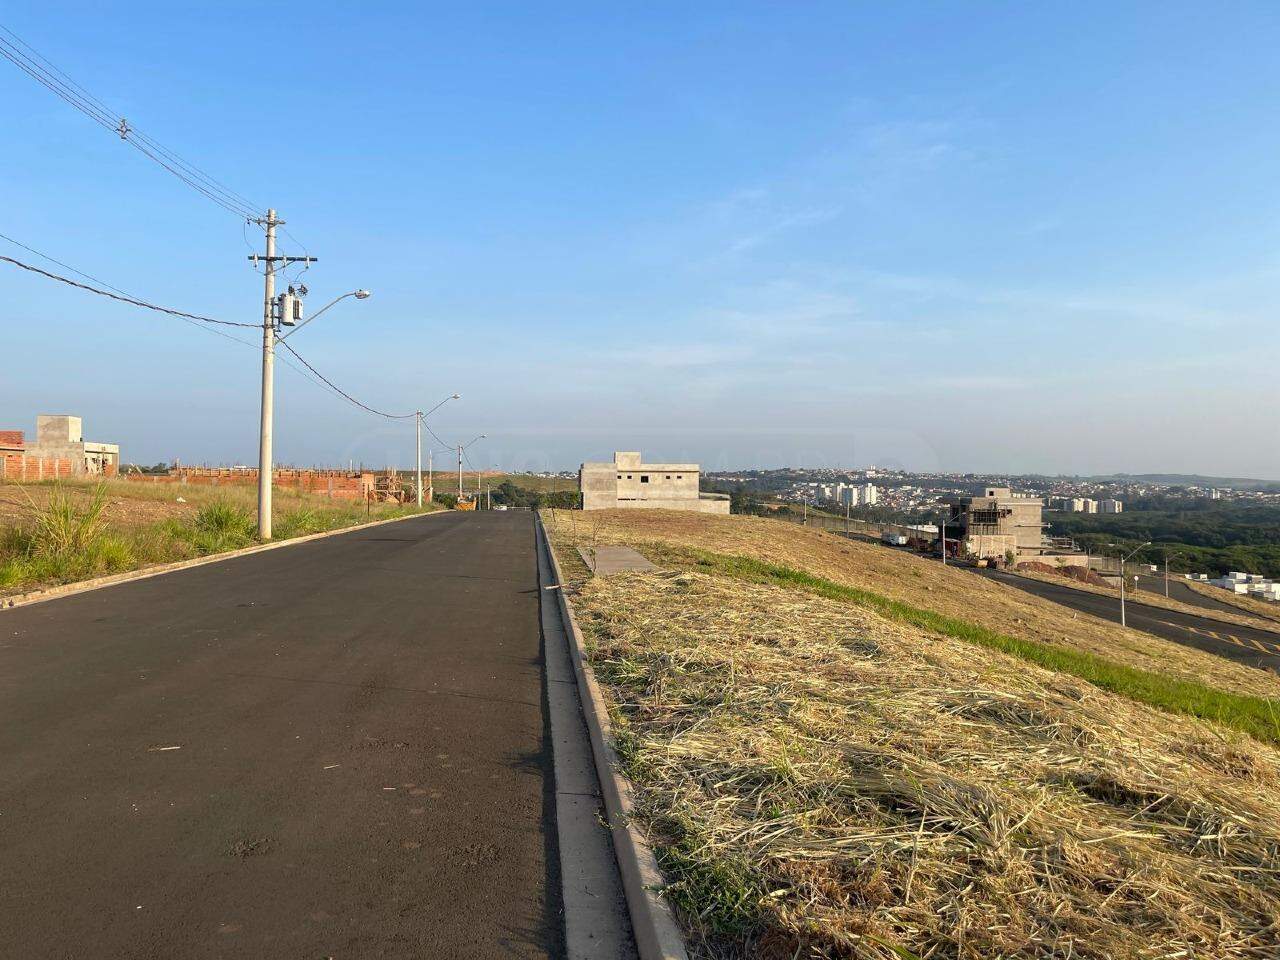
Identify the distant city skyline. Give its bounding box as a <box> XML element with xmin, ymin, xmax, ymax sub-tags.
<box><xmin>4</xmin><ymin>3</ymin><xmax>1279</xmax><ymax>479</ymax></box>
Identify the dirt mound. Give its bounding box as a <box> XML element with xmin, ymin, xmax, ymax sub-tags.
<box><xmin>1019</xmin><ymin>560</ymin><xmax>1111</xmax><ymax>587</ymax></box>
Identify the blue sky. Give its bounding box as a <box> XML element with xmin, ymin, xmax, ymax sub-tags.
<box><xmin>3</xmin><ymin>2</ymin><xmax>1279</xmax><ymax>477</ymax></box>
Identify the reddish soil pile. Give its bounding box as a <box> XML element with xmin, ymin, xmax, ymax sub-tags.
<box><xmin>1018</xmin><ymin>560</ymin><xmax>1112</xmax><ymax>588</ymax></box>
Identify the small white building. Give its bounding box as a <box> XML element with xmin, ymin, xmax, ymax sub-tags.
<box><xmin>579</xmin><ymin>451</ymin><xmax>730</xmax><ymax>513</ymax></box>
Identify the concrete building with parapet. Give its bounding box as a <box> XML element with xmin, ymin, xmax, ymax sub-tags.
<box><xmin>944</xmin><ymin>486</ymin><xmax>1046</xmax><ymax>560</ymax></box>
<box><xmin>22</xmin><ymin>415</ymin><xmax>119</xmax><ymax>476</ymax></box>
<box><xmin>579</xmin><ymin>451</ymin><xmax>730</xmax><ymax>513</ymax></box>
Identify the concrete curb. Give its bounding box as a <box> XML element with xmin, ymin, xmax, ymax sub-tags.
<box><xmin>2</xmin><ymin>509</ymin><xmax>444</xmax><ymax>611</ymax></box>
<box><xmin>536</xmin><ymin>514</ymin><xmax>689</xmax><ymax>960</ymax></box>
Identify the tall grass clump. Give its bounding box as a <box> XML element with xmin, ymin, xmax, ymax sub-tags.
<box><xmin>182</xmin><ymin>499</ymin><xmax>256</xmax><ymax>553</ymax></box>
<box><xmin>0</xmin><ymin>484</ymin><xmax>134</xmax><ymax>587</ymax></box>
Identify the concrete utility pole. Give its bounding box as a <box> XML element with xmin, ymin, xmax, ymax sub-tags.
<box><xmin>427</xmin><ymin>450</ymin><xmax>433</xmax><ymax>504</ymax></box>
<box><xmin>1112</xmin><ymin>541</ymin><xmax>1152</xmax><ymax>628</ymax></box>
<box><xmin>415</xmin><ymin>412</ymin><xmax>423</xmax><ymax>508</ymax></box>
<box><xmin>1163</xmin><ymin>549</ymin><xmax>1182</xmax><ymax>598</ymax></box>
<box><xmin>455</xmin><ymin>434</ymin><xmax>486</xmax><ymax>505</ymax></box>
<box><xmin>250</xmin><ymin>209</ymin><xmax>316</xmax><ymax>540</ymax></box>
<box><xmin>256</xmin><ymin>210</ymin><xmax>277</xmax><ymax>540</ymax></box>
<box><xmin>415</xmin><ymin>393</ymin><xmax>459</xmax><ymax>508</ymax></box>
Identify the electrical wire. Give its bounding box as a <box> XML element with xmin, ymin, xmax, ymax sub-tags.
<box><xmin>421</xmin><ymin>419</ymin><xmax>455</xmax><ymax>452</ymax></box>
<box><xmin>276</xmin><ymin>339</ymin><xmax>416</xmax><ymax>420</ymax></box>
<box><xmin>0</xmin><ymin>24</ymin><xmax>262</xmax><ymax>221</ymax></box>
<box><xmin>0</xmin><ymin>250</ymin><xmax>257</xmax><ymax>327</ymax></box>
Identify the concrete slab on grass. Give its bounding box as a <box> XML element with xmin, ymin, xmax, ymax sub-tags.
<box><xmin>578</xmin><ymin>546</ymin><xmax>657</xmax><ymax>576</ymax></box>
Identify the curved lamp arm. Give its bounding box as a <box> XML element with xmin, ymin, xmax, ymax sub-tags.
<box><xmin>279</xmin><ymin>289</ymin><xmax>371</xmax><ymax>340</ymax></box>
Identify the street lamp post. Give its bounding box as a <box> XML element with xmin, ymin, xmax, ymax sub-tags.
<box><xmin>457</xmin><ymin>434</ymin><xmax>485</xmax><ymax>505</ymax></box>
<box><xmin>1109</xmin><ymin>541</ymin><xmax>1152</xmax><ymax>628</ymax></box>
<box><xmin>1163</xmin><ymin>548</ymin><xmax>1183</xmax><ymax>598</ymax></box>
<box><xmin>415</xmin><ymin>393</ymin><xmax>460</xmax><ymax>508</ymax></box>
<box><xmin>940</xmin><ymin>506</ymin><xmax>958</xmax><ymax>566</ymax></box>
<box><xmin>257</xmin><ymin>284</ymin><xmax>370</xmax><ymax>540</ymax></box>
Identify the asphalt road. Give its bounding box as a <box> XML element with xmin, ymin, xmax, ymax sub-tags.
<box><xmin>1131</xmin><ymin>571</ymin><xmax>1279</xmax><ymax>621</ymax></box>
<box><xmin>972</xmin><ymin>567</ymin><xmax>1280</xmax><ymax>674</ymax></box>
<box><xmin>0</xmin><ymin>511</ymin><xmax>562</xmax><ymax>959</ymax></box>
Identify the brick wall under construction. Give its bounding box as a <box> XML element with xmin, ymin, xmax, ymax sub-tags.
<box><xmin>125</xmin><ymin>467</ymin><xmax>376</xmax><ymax>500</ymax></box>
<box><xmin>1</xmin><ymin>454</ymin><xmax>76</xmax><ymax>481</ymax></box>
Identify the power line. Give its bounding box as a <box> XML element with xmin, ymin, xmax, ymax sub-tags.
<box><xmin>420</xmin><ymin>417</ymin><xmax>455</xmax><ymax>452</ymax></box>
<box><xmin>276</xmin><ymin>339</ymin><xmax>416</xmax><ymax>420</ymax></box>
<box><xmin>0</xmin><ymin>249</ymin><xmax>257</xmax><ymax>328</ymax></box>
<box><xmin>0</xmin><ymin>24</ymin><xmax>262</xmax><ymax>221</ymax></box>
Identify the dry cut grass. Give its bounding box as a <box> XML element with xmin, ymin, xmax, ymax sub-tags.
<box><xmin>546</xmin><ymin>509</ymin><xmax>1280</xmax><ymax>701</ymax></box>
<box><xmin>574</xmin><ymin>568</ymin><xmax>1280</xmax><ymax>959</ymax></box>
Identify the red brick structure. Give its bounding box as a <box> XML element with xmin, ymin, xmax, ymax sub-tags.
<box><xmin>1</xmin><ymin>453</ymin><xmax>75</xmax><ymax>480</ymax></box>
<box><xmin>125</xmin><ymin>467</ymin><xmax>377</xmax><ymax>501</ymax></box>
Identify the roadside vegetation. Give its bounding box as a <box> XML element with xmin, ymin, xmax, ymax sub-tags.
<box><xmin>545</xmin><ymin>509</ymin><xmax>1280</xmax><ymax>958</ymax></box>
<box><xmin>0</xmin><ymin>479</ymin><xmax>433</xmax><ymax>594</ymax></box>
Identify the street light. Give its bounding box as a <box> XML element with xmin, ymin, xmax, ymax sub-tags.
<box><xmin>278</xmin><ymin>289</ymin><xmax>371</xmax><ymax>340</ymax></box>
<box><xmin>1108</xmin><ymin>541</ymin><xmax>1151</xmax><ymax>628</ymax></box>
<box><xmin>416</xmin><ymin>393</ymin><xmax>460</xmax><ymax>508</ymax></box>
<box><xmin>257</xmin><ymin>282</ymin><xmax>370</xmax><ymax>540</ymax></box>
<box><xmin>1162</xmin><ymin>547</ymin><xmax>1184</xmax><ymax>599</ymax></box>
<box><xmin>458</xmin><ymin>434</ymin><xmax>485</xmax><ymax>505</ymax></box>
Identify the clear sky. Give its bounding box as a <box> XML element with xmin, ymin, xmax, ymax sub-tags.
<box><xmin>3</xmin><ymin>2</ymin><xmax>1278</xmax><ymax>477</ymax></box>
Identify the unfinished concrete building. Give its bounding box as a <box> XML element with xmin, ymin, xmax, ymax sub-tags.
<box><xmin>945</xmin><ymin>486</ymin><xmax>1046</xmax><ymax>560</ymax></box>
<box><xmin>22</xmin><ymin>415</ymin><xmax>119</xmax><ymax>476</ymax></box>
<box><xmin>580</xmin><ymin>451</ymin><xmax>730</xmax><ymax>513</ymax></box>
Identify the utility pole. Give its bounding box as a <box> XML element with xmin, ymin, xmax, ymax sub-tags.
<box><xmin>427</xmin><ymin>450</ymin><xmax>433</xmax><ymax>505</ymax></box>
<box><xmin>457</xmin><ymin>444</ymin><xmax>463</xmax><ymax>503</ymax></box>
<box><xmin>415</xmin><ymin>411</ymin><xmax>423</xmax><ymax>508</ymax></box>
<box><xmin>249</xmin><ymin>209</ymin><xmax>316</xmax><ymax>540</ymax></box>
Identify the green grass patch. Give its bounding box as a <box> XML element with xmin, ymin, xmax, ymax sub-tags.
<box><xmin>675</xmin><ymin>547</ymin><xmax>1280</xmax><ymax>746</ymax></box>
<box><xmin>2</xmin><ymin>483</ymin><xmax>438</xmax><ymax>594</ymax></box>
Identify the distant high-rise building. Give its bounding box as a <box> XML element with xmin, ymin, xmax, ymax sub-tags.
<box><xmin>1099</xmin><ymin>499</ymin><xmax>1124</xmax><ymax>514</ymax></box>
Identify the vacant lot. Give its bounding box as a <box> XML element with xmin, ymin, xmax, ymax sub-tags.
<box><xmin>1</xmin><ymin>478</ymin><xmax>433</xmax><ymax>595</ymax></box>
<box><xmin>550</xmin><ymin>509</ymin><xmax>1280</xmax><ymax>701</ymax></box>
<box><xmin>547</xmin><ymin>509</ymin><xmax>1280</xmax><ymax>959</ymax></box>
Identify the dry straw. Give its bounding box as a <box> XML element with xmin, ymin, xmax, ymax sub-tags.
<box><xmin>551</xmin><ymin>511</ymin><xmax>1280</xmax><ymax>959</ymax></box>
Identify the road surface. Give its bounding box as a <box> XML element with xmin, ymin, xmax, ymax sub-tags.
<box><xmin>0</xmin><ymin>512</ymin><xmax>564</xmax><ymax>959</ymax></box>
<box><xmin>972</xmin><ymin>567</ymin><xmax>1280</xmax><ymax>674</ymax></box>
<box><xmin>1131</xmin><ymin>571</ymin><xmax>1280</xmax><ymax>621</ymax></box>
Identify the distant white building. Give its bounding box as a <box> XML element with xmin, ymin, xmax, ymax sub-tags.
<box><xmin>579</xmin><ymin>451</ymin><xmax>730</xmax><ymax>513</ymax></box>
<box><xmin>837</xmin><ymin>482</ymin><xmax>878</xmax><ymax>507</ymax></box>
<box><xmin>1099</xmin><ymin>499</ymin><xmax>1124</xmax><ymax>514</ymax></box>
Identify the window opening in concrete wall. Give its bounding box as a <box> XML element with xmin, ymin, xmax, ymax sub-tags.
<box><xmin>641</xmin><ymin>475</ymin><xmax>649</xmax><ymax>483</ymax></box>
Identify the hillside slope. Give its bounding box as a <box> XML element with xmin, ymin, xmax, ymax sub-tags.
<box><xmin>547</xmin><ymin>509</ymin><xmax>1280</xmax><ymax>959</ymax></box>
<box><xmin>551</xmin><ymin>509</ymin><xmax>1280</xmax><ymax>700</ymax></box>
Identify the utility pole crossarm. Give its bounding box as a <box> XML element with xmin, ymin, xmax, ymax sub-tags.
<box><xmin>248</xmin><ymin>255</ymin><xmax>318</xmax><ymax>266</ymax></box>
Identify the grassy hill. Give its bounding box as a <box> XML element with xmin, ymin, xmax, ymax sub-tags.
<box><xmin>546</xmin><ymin>509</ymin><xmax>1280</xmax><ymax>959</ymax></box>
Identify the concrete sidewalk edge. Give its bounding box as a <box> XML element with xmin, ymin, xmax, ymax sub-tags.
<box><xmin>536</xmin><ymin>513</ymin><xmax>689</xmax><ymax>960</ymax></box>
<box><xmin>2</xmin><ymin>509</ymin><xmax>445</xmax><ymax>612</ymax></box>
